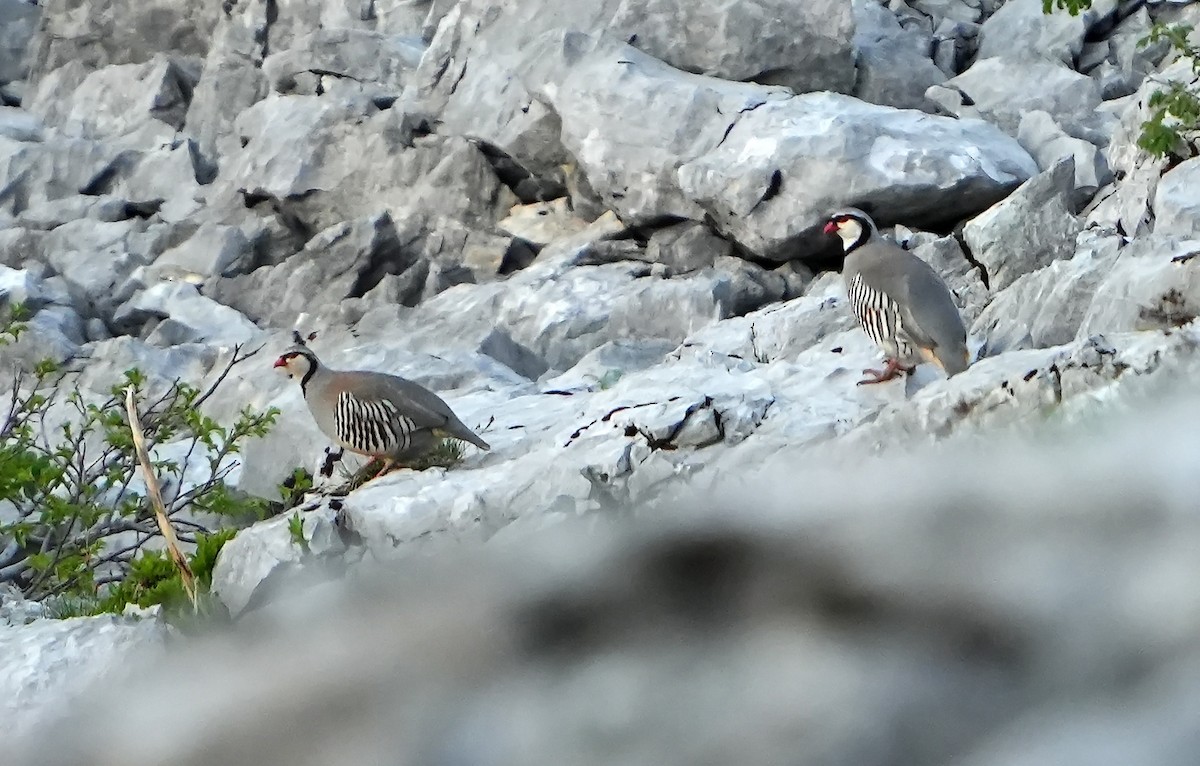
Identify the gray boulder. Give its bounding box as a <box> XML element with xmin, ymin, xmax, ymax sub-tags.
<box><xmin>0</xmin><ymin>613</ymin><xmax>168</xmax><ymax>741</ymax></box>
<box><xmin>853</xmin><ymin>0</ymin><xmax>948</xmax><ymax>110</ymax></box>
<box><xmin>0</xmin><ymin>105</ymin><xmax>41</xmax><ymax>141</ymax></box>
<box><xmin>215</xmin><ymin>96</ymin><xmax>515</xmax><ymax>237</ymax></box>
<box><xmin>262</xmin><ymin>29</ymin><xmax>424</xmax><ymax>97</ymax></box>
<box><xmin>1017</xmin><ymin>110</ymin><xmax>1112</xmax><ymax>207</ymax></box>
<box><xmin>971</xmin><ymin>231</ymin><xmax>1123</xmax><ymax>354</ymax></box>
<box><xmin>406</xmin><ymin>0</ymin><xmax>857</xmax><ymax>171</ymax></box>
<box><xmin>1076</xmin><ymin>234</ymin><xmax>1200</xmax><ymax>337</ymax></box>
<box><xmin>963</xmin><ymin>158</ymin><xmax>1083</xmax><ymax>292</ymax></box>
<box><xmin>909</xmin><ymin>0</ymin><xmax>986</xmax><ymax>24</ymax></box>
<box><xmin>38</xmin><ymin>219</ymin><xmax>177</xmax><ymax>321</ymax></box>
<box><xmin>211</xmin><ymin>504</ymin><xmax>349</xmax><ymax>618</ymax></box>
<box><xmin>25</xmin><ymin>0</ymin><xmax>219</xmax><ymax>88</ymax></box>
<box><xmin>0</xmin><ymin>265</ymin><xmax>85</xmax><ymax>368</ymax></box>
<box><xmin>645</xmin><ymin>222</ymin><xmax>735</xmax><ymax>275</ymax></box>
<box><xmin>937</xmin><ymin>56</ymin><xmax>1103</xmax><ymax>137</ymax></box>
<box><xmin>0</xmin><ymin>0</ymin><xmax>39</xmax><ymax>85</ymax></box>
<box><xmin>26</xmin><ymin>55</ymin><xmax>200</xmax><ymax>141</ymax></box>
<box><xmin>976</xmin><ymin>0</ymin><xmax>1117</xmax><ymax>66</ymax></box>
<box><xmin>182</xmin><ymin>3</ymin><xmax>271</xmax><ymax>179</ymax></box>
<box><xmin>182</xmin><ymin>0</ymin><xmax>447</xmax><ymax>174</ymax></box>
<box><xmin>15</xmin><ymin>194</ymin><xmax>135</xmax><ymax>230</ymax></box>
<box><xmin>0</xmin><ymin>584</ymin><xmax>44</xmax><ymax>626</ymax></box>
<box><xmin>0</xmin><ymin>132</ymin><xmax>128</xmax><ymax>216</ymax></box>
<box><xmin>1083</xmin><ymin>6</ymin><xmax>1169</xmax><ymax>99</ymax></box>
<box><xmin>675</xmin><ymin>95</ymin><xmax>1036</xmax><ymax>260</ymax></box>
<box><xmin>1153</xmin><ymin>156</ymin><xmax>1200</xmax><ymax>240</ymax></box>
<box><xmin>529</xmin><ymin>33</ymin><xmax>1035</xmax><ymax>261</ymax></box>
<box><xmin>152</xmin><ymin>223</ymin><xmax>254</xmax><ymax>281</ymax></box>
<box><xmin>112</xmin><ymin>281</ymin><xmax>261</xmax><ymax>346</ymax></box>
<box><xmin>380</xmin><ymin>257</ymin><xmax>781</xmax><ymax>377</ymax></box>
<box><xmin>206</xmin><ymin>213</ymin><xmax>425</xmax><ymax>328</ymax></box>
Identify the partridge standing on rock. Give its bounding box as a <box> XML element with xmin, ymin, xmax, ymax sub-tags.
<box><xmin>273</xmin><ymin>332</ymin><xmax>490</xmax><ymax>478</ymax></box>
<box><xmin>823</xmin><ymin>208</ymin><xmax>971</xmax><ymax>385</ymax></box>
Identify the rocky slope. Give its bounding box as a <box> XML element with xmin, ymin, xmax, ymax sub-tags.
<box><xmin>3</xmin><ymin>0</ymin><xmax>1200</xmax><ymax>756</ymax></box>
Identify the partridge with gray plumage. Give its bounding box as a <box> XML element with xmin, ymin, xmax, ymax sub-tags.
<box><xmin>273</xmin><ymin>332</ymin><xmax>490</xmax><ymax>478</ymax></box>
<box><xmin>823</xmin><ymin>208</ymin><xmax>971</xmax><ymax>386</ymax></box>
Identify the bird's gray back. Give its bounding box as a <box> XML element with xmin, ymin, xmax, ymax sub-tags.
<box><xmin>849</xmin><ymin>241</ymin><xmax>968</xmax><ymax>359</ymax></box>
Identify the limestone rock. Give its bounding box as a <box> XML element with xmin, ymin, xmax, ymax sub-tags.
<box><xmin>206</xmin><ymin>213</ymin><xmax>425</xmax><ymax>328</ymax></box>
<box><xmin>1077</xmin><ymin>235</ymin><xmax>1200</xmax><ymax>336</ymax></box>
<box><xmin>941</xmin><ymin>56</ymin><xmax>1103</xmax><ymax>137</ymax></box>
<box><xmin>853</xmin><ymin>0</ymin><xmax>948</xmax><ymax>110</ymax></box>
<box><xmin>405</xmin><ymin>0</ymin><xmax>858</xmax><ymax>173</ymax></box>
<box><xmin>529</xmin><ymin>34</ymin><xmax>1035</xmax><ymax>261</ymax></box>
<box><xmin>262</xmin><ymin>29</ymin><xmax>424</xmax><ymax>97</ymax></box>
<box><xmin>0</xmin><ymin>613</ymin><xmax>168</xmax><ymax>741</ymax></box>
<box><xmin>963</xmin><ymin>158</ymin><xmax>1083</xmax><ymax>292</ymax></box>
<box><xmin>112</xmin><ymin>281</ymin><xmax>261</xmax><ymax>346</ymax></box>
<box><xmin>1154</xmin><ymin>156</ymin><xmax>1200</xmax><ymax>240</ymax></box>
<box><xmin>27</xmin><ymin>55</ymin><xmax>200</xmax><ymax>141</ymax></box>
<box><xmin>976</xmin><ymin>0</ymin><xmax>1117</xmax><ymax>66</ymax></box>
<box><xmin>0</xmin><ymin>0</ymin><xmax>39</xmax><ymax>85</ymax></box>
<box><xmin>972</xmin><ymin>231</ymin><xmax>1123</xmax><ymax>353</ymax></box>
<box><xmin>25</xmin><ymin>0</ymin><xmax>218</xmax><ymax>88</ymax></box>
<box><xmin>1017</xmin><ymin>110</ymin><xmax>1112</xmax><ymax>207</ymax></box>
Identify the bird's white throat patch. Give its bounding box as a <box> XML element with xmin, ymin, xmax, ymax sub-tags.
<box><xmin>837</xmin><ymin>220</ymin><xmax>864</xmax><ymax>250</ymax></box>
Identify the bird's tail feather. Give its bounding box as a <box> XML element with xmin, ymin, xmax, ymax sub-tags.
<box><xmin>922</xmin><ymin>345</ymin><xmax>971</xmax><ymax>377</ymax></box>
<box><xmin>436</xmin><ymin>424</ymin><xmax>491</xmax><ymax>451</ymax></box>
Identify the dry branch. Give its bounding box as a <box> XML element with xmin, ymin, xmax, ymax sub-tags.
<box><xmin>125</xmin><ymin>386</ymin><xmax>197</xmax><ymax>610</ymax></box>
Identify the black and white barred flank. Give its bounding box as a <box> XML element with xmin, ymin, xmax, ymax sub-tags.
<box><xmin>334</xmin><ymin>391</ymin><xmax>416</xmax><ymax>455</ymax></box>
<box><xmin>847</xmin><ymin>273</ymin><xmax>913</xmax><ymax>358</ymax></box>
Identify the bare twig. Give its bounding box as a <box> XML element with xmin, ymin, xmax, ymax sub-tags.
<box><xmin>125</xmin><ymin>387</ymin><xmax>197</xmax><ymax>611</ymax></box>
<box><xmin>194</xmin><ymin>343</ymin><xmax>261</xmax><ymax>410</ymax></box>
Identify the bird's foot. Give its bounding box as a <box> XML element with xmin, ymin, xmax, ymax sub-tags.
<box><xmin>857</xmin><ymin>359</ymin><xmax>913</xmax><ymax>386</ymax></box>
<box><xmin>370</xmin><ymin>459</ymin><xmax>404</xmax><ymax>480</ymax></box>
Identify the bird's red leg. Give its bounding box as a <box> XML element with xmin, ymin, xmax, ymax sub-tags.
<box><xmin>368</xmin><ymin>458</ymin><xmax>404</xmax><ymax>480</ymax></box>
<box><xmin>857</xmin><ymin>358</ymin><xmax>914</xmax><ymax>386</ymax></box>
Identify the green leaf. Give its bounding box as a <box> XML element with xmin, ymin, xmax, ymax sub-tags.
<box><xmin>288</xmin><ymin>512</ymin><xmax>310</xmax><ymax>554</ymax></box>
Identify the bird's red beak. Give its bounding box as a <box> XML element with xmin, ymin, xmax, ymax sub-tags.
<box><xmin>273</xmin><ymin>357</ymin><xmax>287</xmax><ymax>368</ymax></box>
<box><xmin>822</xmin><ymin>221</ymin><xmax>838</xmax><ymax>235</ymax></box>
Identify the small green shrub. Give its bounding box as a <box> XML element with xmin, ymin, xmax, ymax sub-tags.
<box><xmin>287</xmin><ymin>512</ymin><xmax>310</xmax><ymax>554</ymax></box>
<box><xmin>1042</xmin><ymin>0</ymin><xmax>1091</xmax><ymax>14</ymax></box>
<box><xmin>1136</xmin><ymin>23</ymin><xmax>1200</xmax><ymax>158</ymax></box>
<box><xmin>1044</xmin><ymin>0</ymin><xmax>1199</xmax><ymax>159</ymax></box>
<box><xmin>0</xmin><ymin>316</ymin><xmax>287</xmax><ymax>623</ymax></box>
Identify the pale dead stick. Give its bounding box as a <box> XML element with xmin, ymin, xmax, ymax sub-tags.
<box><xmin>124</xmin><ymin>386</ymin><xmax>197</xmax><ymax>611</ymax></box>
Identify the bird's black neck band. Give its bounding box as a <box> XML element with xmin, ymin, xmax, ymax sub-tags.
<box><xmin>844</xmin><ymin>227</ymin><xmax>871</xmax><ymax>254</ymax></box>
<box><xmin>300</xmin><ymin>356</ymin><xmax>318</xmax><ymax>393</ymax></box>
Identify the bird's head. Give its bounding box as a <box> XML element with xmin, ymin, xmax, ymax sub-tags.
<box><xmin>273</xmin><ymin>330</ymin><xmax>320</xmax><ymax>381</ymax></box>
<box><xmin>822</xmin><ymin>208</ymin><xmax>877</xmax><ymax>252</ymax></box>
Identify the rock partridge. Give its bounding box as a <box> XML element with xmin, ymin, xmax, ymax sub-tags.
<box><xmin>823</xmin><ymin>208</ymin><xmax>971</xmax><ymax>385</ymax></box>
<box><xmin>273</xmin><ymin>332</ymin><xmax>490</xmax><ymax>478</ymax></box>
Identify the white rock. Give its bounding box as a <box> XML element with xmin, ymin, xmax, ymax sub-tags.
<box><xmin>1154</xmin><ymin>157</ymin><xmax>1200</xmax><ymax>240</ymax></box>
<box><xmin>963</xmin><ymin>158</ymin><xmax>1083</xmax><ymax>291</ymax></box>
<box><xmin>211</xmin><ymin>505</ymin><xmax>346</xmax><ymax>617</ymax></box>
<box><xmin>530</xmin><ymin>33</ymin><xmax>1036</xmax><ymax>261</ymax></box>
<box><xmin>976</xmin><ymin>0</ymin><xmax>1117</xmax><ymax>66</ymax></box>
<box><xmin>0</xmin><ymin>613</ymin><xmax>168</xmax><ymax>741</ymax></box>
<box><xmin>942</xmin><ymin>56</ymin><xmax>1103</xmax><ymax>137</ymax></box>
<box><xmin>114</xmin><ymin>282</ymin><xmax>261</xmax><ymax>347</ymax></box>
